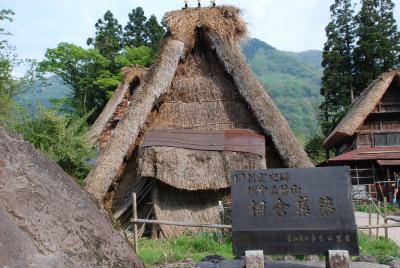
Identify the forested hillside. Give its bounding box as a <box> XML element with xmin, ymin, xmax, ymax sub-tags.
<box><xmin>16</xmin><ymin>77</ymin><xmax>70</xmax><ymax>109</ymax></box>
<box><xmin>242</xmin><ymin>38</ymin><xmax>322</xmax><ymax>143</ymax></box>
<box><xmin>18</xmin><ymin>38</ymin><xmax>323</xmax><ymax>143</ymax></box>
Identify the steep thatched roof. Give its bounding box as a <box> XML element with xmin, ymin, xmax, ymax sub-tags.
<box><xmin>85</xmin><ymin>6</ymin><xmax>312</xmax><ymax>203</ymax></box>
<box><xmin>88</xmin><ymin>67</ymin><xmax>147</xmax><ymax>147</ymax></box>
<box><xmin>323</xmin><ymin>70</ymin><xmax>400</xmax><ymax>149</ymax></box>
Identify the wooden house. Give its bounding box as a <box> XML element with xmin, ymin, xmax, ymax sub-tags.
<box><xmin>323</xmin><ymin>70</ymin><xmax>400</xmax><ymax>199</ymax></box>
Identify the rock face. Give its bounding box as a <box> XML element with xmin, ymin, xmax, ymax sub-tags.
<box><xmin>0</xmin><ymin>129</ymin><xmax>142</xmax><ymax>268</ymax></box>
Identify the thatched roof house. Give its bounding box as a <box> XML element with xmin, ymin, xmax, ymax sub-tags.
<box><xmin>89</xmin><ymin>67</ymin><xmax>147</xmax><ymax>148</ymax></box>
<box><xmin>323</xmin><ymin>70</ymin><xmax>400</xmax><ymax>149</ymax></box>
<box><xmin>85</xmin><ymin>6</ymin><xmax>312</xmax><ymax>238</ymax></box>
<box><xmin>322</xmin><ymin>70</ymin><xmax>400</xmax><ymax>199</ymax></box>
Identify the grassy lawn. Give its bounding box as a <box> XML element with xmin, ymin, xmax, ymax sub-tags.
<box><xmin>138</xmin><ymin>232</ymin><xmax>233</xmax><ymax>267</ymax></box>
<box><xmin>354</xmin><ymin>203</ymin><xmax>398</xmax><ymax>214</ymax></box>
<box><xmin>358</xmin><ymin>232</ymin><xmax>400</xmax><ymax>263</ymax></box>
<box><xmin>138</xmin><ymin>231</ymin><xmax>400</xmax><ymax>267</ymax></box>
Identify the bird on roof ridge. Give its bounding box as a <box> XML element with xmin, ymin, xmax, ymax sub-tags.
<box><xmin>198</xmin><ymin>0</ymin><xmax>201</xmax><ymax>8</ymax></box>
<box><xmin>183</xmin><ymin>0</ymin><xmax>188</xmax><ymax>9</ymax></box>
<box><xmin>211</xmin><ymin>0</ymin><xmax>216</xmax><ymax>7</ymax></box>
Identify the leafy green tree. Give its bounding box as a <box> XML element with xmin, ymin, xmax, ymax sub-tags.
<box><xmin>0</xmin><ymin>7</ymin><xmax>14</xmax><ymax>47</ymax></box>
<box><xmin>87</xmin><ymin>10</ymin><xmax>123</xmax><ymax>64</ymax></box>
<box><xmin>38</xmin><ymin>43</ymin><xmax>121</xmax><ymax>121</ymax></box>
<box><xmin>320</xmin><ymin>0</ymin><xmax>355</xmax><ymax>139</ymax></box>
<box><xmin>0</xmin><ymin>7</ymin><xmax>36</xmax><ymax>127</ymax></box>
<box><xmin>0</xmin><ymin>7</ymin><xmax>94</xmax><ymax>183</ymax></box>
<box><xmin>16</xmin><ymin>104</ymin><xmax>95</xmax><ymax>183</ymax></box>
<box><xmin>305</xmin><ymin>135</ymin><xmax>327</xmax><ymax>165</ymax></box>
<box><xmin>124</xmin><ymin>7</ymin><xmax>147</xmax><ymax>48</ymax></box>
<box><xmin>115</xmin><ymin>46</ymin><xmax>154</xmax><ymax>67</ymax></box>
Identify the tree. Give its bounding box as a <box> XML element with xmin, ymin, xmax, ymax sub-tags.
<box><xmin>320</xmin><ymin>0</ymin><xmax>355</xmax><ymax>139</ymax></box>
<box><xmin>38</xmin><ymin>43</ymin><xmax>121</xmax><ymax>121</ymax></box>
<box><xmin>305</xmin><ymin>135</ymin><xmax>326</xmax><ymax>165</ymax></box>
<box><xmin>0</xmin><ymin>7</ymin><xmax>95</xmax><ymax>183</ymax></box>
<box><xmin>87</xmin><ymin>10</ymin><xmax>123</xmax><ymax>64</ymax></box>
<box><xmin>16</xmin><ymin>104</ymin><xmax>95</xmax><ymax>183</ymax></box>
<box><xmin>115</xmin><ymin>46</ymin><xmax>154</xmax><ymax>67</ymax></box>
<box><xmin>353</xmin><ymin>0</ymin><xmax>382</xmax><ymax>94</ymax></box>
<box><xmin>0</xmin><ymin>7</ymin><xmax>14</xmax><ymax>48</ymax></box>
<box><xmin>123</xmin><ymin>7</ymin><xmax>147</xmax><ymax>48</ymax></box>
<box><xmin>376</xmin><ymin>0</ymin><xmax>400</xmax><ymax>70</ymax></box>
<box><xmin>123</xmin><ymin>8</ymin><xmax>165</xmax><ymax>53</ymax></box>
<box><xmin>145</xmin><ymin>15</ymin><xmax>165</xmax><ymax>53</ymax></box>
<box><xmin>353</xmin><ymin>0</ymin><xmax>400</xmax><ymax>94</ymax></box>
<box><xmin>0</xmin><ymin>7</ymin><xmax>36</xmax><ymax>127</ymax></box>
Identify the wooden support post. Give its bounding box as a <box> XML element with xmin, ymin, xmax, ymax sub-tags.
<box><xmin>368</xmin><ymin>200</ymin><xmax>372</xmax><ymax>237</ymax></box>
<box><xmin>326</xmin><ymin>250</ymin><xmax>350</xmax><ymax>268</ymax></box>
<box><xmin>132</xmin><ymin>192</ymin><xmax>139</xmax><ymax>254</ymax></box>
<box><xmin>383</xmin><ymin>196</ymin><xmax>389</xmax><ymax>240</ymax></box>
<box><xmin>376</xmin><ymin>201</ymin><xmax>380</xmax><ymax>239</ymax></box>
<box><xmin>245</xmin><ymin>250</ymin><xmax>264</xmax><ymax>268</ymax></box>
<box><xmin>384</xmin><ymin>197</ymin><xmax>388</xmax><ymax>241</ymax></box>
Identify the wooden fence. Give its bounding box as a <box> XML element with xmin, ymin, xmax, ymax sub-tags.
<box><xmin>130</xmin><ymin>193</ymin><xmax>400</xmax><ymax>253</ymax></box>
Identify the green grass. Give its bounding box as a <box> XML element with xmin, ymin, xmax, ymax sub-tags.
<box><xmin>138</xmin><ymin>232</ymin><xmax>233</xmax><ymax>267</ymax></box>
<box><xmin>354</xmin><ymin>203</ymin><xmax>398</xmax><ymax>214</ymax></box>
<box><xmin>358</xmin><ymin>232</ymin><xmax>400</xmax><ymax>263</ymax></box>
<box><xmin>138</xmin><ymin>231</ymin><xmax>400</xmax><ymax>267</ymax></box>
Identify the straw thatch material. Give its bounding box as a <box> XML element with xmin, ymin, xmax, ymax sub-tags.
<box><xmin>85</xmin><ymin>38</ymin><xmax>185</xmax><ymax>202</ymax></box>
<box><xmin>85</xmin><ymin>6</ymin><xmax>312</xmax><ymax>205</ymax></box>
<box><xmin>89</xmin><ymin>68</ymin><xmax>147</xmax><ymax>148</ymax></box>
<box><xmin>206</xmin><ymin>31</ymin><xmax>313</xmax><ymax>168</ymax></box>
<box><xmin>153</xmin><ymin>185</ymin><xmax>224</xmax><ymax>237</ymax></box>
<box><xmin>323</xmin><ymin>70</ymin><xmax>400</xmax><ymax>149</ymax></box>
<box><xmin>164</xmin><ymin>6</ymin><xmax>246</xmax><ymax>53</ymax></box>
<box><xmin>139</xmin><ymin>146</ymin><xmax>266</xmax><ymax>191</ymax></box>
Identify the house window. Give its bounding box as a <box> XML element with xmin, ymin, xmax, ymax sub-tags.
<box><xmin>358</xmin><ymin>134</ymin><xmax>372</xmax><ymax>147</ymax></box>
<box><xmin>387</xmin><ymin>133</ymin><xmax>400</xmax><ymax>146</ymax></box>
<box><xmin>373</xmin><ymin>132</ymin><xmax>400</xmax><ymax>146</ymax></box>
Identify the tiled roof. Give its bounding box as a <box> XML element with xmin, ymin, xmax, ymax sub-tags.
<box><xmin>329</xmin><ymin>147</ymin><xmax>400</xmax><ymax>162</ymax></box>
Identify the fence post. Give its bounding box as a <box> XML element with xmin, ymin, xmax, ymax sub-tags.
<box><xmin>368</xmin><ymin>200</ymin><xmax>372</xmax><ymax>237</ymax></box>
<box><xmin>376</xmin><ymin>201</ymin><xmax>380</xmax><ymax>239</ymax></box>
<box><xmin>132</xmin><ymin>192</ymin><xmax>139</xmax><ymax>253</ymax></box>
<box><xmin>384</xmin><ymin>197</ymin><xmax>388</xmax><ymax>241</ymax></box>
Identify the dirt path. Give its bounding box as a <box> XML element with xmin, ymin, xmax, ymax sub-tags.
<box><xmin>355</xmin><ymin>211</ymin><xmax>400</xmax><ymax>245</ymax></box>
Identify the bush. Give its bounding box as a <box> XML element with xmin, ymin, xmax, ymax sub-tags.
<box><xmin>15</xmin><ymin>104</ymin><xmax>95</xmax><ymax>183</ymax></box>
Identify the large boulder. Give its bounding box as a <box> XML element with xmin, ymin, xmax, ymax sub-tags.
<box><xmin>0</xmin><ymin>129</ymin><xmax>142</xmax><ymax>267</ymax></box>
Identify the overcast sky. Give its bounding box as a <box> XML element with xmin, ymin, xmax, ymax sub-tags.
<box><xmin>2</xmin><ymin>0</ymin><xmax>400</xmax><ymax>62</ymax></box>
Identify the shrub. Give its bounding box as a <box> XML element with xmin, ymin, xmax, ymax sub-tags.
<box><xmin>15</xmin><ymin>104</ymin><xmax>95</xmax><ymax>183</ymax></box>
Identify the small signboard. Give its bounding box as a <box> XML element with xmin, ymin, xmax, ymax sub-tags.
<box><xmin>230</xmin><ymin>167</ymin><xmax>359</xmax><ymax>256</ymax></box>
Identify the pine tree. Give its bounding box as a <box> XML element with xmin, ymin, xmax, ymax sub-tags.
<box><xmin>353</xmin><ymin>0</ymin><xmax>400</xmax><ymax>94</ymax></box>
<box><xmin>353</xmin><ymin>0</ymin><xmax>382</xmax><ymax>94</ymax></box>
<box><xmin>320</xmin><ymin>0</ymin><xmax>355</xmax><ymax>138</ymax></box>
<box><xmin>377</xmin><ymin>0</ymin><xmax>400</xmax><ymax>70</ymax></box>
<box><xmin>124</xmin><ymin>7</ymin><xmax>147</xmax><ymax>48</ymax></box>
<box><xmin>87</xmin><ymin>10</ymin><xmax>123</xmax><ymax>62</ymax></box>
<box><xmin>144</xmin><ymin>15</ymin><xmax>165</xmax><ymax>53</ymax></box>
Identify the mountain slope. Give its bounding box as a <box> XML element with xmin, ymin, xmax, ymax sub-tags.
<box><xmin>16</xmin><ymin>76</ymin><xmax>70</xmax><ymax>109</ymax></box>
<box><xmin>241</xmin><ymin>38</ymin><xmax>322</xmax><ymax>143</ymax></box>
